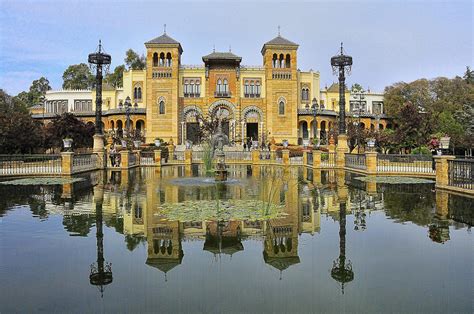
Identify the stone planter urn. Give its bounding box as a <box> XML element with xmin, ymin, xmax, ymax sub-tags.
<box><xmin>154</xmin><ymin>139</ymin><xmax>161</xmax><ymax>147</ymax></box>
<box><xmin>133</xmin><ymin>140</ymin><xmax>141</xmax><ymax>149</ymax></box>
<box><xmin>63</xmin><ymin>138</ymin><xmax>73</xmax><ymax>152</ymax></box>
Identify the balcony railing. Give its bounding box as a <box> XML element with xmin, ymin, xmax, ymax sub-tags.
<box><xmin>214</xmin><ymin>91</ymin><xmax>232</xmax><ymax>98</ymax></box>
<box><xmin>184</xmin><ymin>93</ymin><xmax>200</xmax><ymax>98</ymax></box>
<box><xmin>345</xmin><ymin>154</ymin><xmax>367</xmax><ymax>170</ymax></box>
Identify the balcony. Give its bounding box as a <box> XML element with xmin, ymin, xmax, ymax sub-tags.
<box><xmin>214</xmin><ymin>91</ymin><xmax>232</xmax><ymax>98</ymax></box>
<box><xmin>244</xmin><ymin>93</ymin><xmax>261</xmax><ymax>98</ymax></box>
<box><xmin>184</xmin><ymin>93</ymin><xmax>200</xmax><ymax>98</ymax></box>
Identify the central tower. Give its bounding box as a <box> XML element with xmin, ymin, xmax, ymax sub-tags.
<box><xmin>261</xmin><ymin>32</ymin><xmax>299</xmax><ymax>144</ymax></box>
<box><xmin>145</xmin><ymin>31</ymin><xmax>183</xmax><ymax>143</ymax></box>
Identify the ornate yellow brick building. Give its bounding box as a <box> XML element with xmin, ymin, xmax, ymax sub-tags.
<box><xmin>33</xmin><ymin>31</ymin><xmax>389</xmax><ymax>146</ymax></box>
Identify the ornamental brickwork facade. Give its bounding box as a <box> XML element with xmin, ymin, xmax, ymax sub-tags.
<box><xmin>32</xmin><ymin>32</ymin><xmax>389</xmax><ymax>146</ymax></box>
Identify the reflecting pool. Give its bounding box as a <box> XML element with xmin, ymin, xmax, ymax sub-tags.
<box><xmin>0</xmin><ymin>166</ymin><xmax>472</xmax><ymax>313</ymax></box>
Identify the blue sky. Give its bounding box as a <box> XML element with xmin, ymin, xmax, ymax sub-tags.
<box><xmin>0</xmin><ymin>0</ymin><xmax>472</xmax><ymax>95</ymax></box>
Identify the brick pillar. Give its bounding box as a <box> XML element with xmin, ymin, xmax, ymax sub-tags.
<box><xmin>435</xmin><ymin>190</ymin><xmax>449</xmax><ymax>219</ymax></box>
<box><xmin>282</xmin><ymin>149</ymin><xmax>290</xmax><ymax>166</ymax></box>
<box><xmin>168</xmin><ymin>145</ymin><xmax>175</xmax><ymax>161</ymax></box>
<box><xmin>336</xmin><ymin>134</ymin><xmax>349</xmax><ymax>169</ymax></box>
<box><xmin>312</xmin><ymin>150</ymin><xmax>321</xmax><ymax>168</ymax></box>
<box><xmin>184</xmin><ymin>149</ymin><xmax>192</xmax><ymax>165</ymax></box>
<box><xmin>365</xmin><ymin>151</ymin><xmax>378</xmax><ymax>174</ymax></box>
<box><xmin>434</xmin><ymin>156</ymin><xmax>455</xmax><ymax>187</ymax></box>
<box><xmin>303</xmin><ymin>151</ymin><xmax>308</xmax><ymax>165</ymax></box>
<box><xmin>120</xmin><ymin>150</ymin><xmax>129</xmax><ymax>169</ymax></box>
<box><xmin>61</xmin><ymin>152</ymin><xmax>73</xmax><ymax>175</ymax></box>
<box><xmin>252</xmin><ymin>150</ymin><xmax>260</xmax><ymax>164</ymax></box>
<box><xmin>154</xmin><ymin>149</ymin><xmax>162</xmax><ymax>166</ymax></box>
<box><xmin>133</xmin><ymin>150</ymin><xmax>141</xmax><ymax>166</ymax></box>
<box><xmin>270</xmin><ymin>147</ymin><xmax>276</xmax><ymax>161</ymax></box>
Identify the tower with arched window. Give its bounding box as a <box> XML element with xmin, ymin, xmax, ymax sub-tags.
<box><xmin>262</xmin><ymin>33</ymin><xmax>299</xmax><ymax>144</ymax></box>
<box><xmin>145</xmin><ymin>32</ymin><xmax>183</xmax><ymax>143</ymax></box>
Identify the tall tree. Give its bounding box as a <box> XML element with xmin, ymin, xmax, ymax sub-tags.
<box><xmin>62</xmin><ymin>63</ymin><xmax>95</xmax><ymax>90</ymax></box>
<box><xmin>124</xmin><ymin>49</ymin><xmax>146</xmax><ymax>70</ymax></box>
<box><xmin>44</xmin><ymin>113</ymin><xmax>95</xmax><ymax>149</ymax></box>
<box><xmin>351</xmin><ymin>83</ymin><xmax>365</xmax><ymax>93</ymax></box>
<box><xmin>105</xmin><ymin>65</ymin><xmax>125</xmax><ymax>88</ymax></box>
<box><xmin>464</xmin><ymin>66</ymin><xmax>474</xmax><ymax>84</ymax></box>
<box><xmin>28</xmin><ymin>77</ymin><xmax>51</xmax><ymax>105</ymax></box>
<box><xmin>0</xmin><ymin>95</ymin><xmax>44</xmax><ymax>154</ymax></box>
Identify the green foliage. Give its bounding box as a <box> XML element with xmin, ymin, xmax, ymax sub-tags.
<box><xmin>28</xmin><ymin>77</ymin><xmax>51</xmax><ymax>105</ymax></box>
<box><xmin>62</xmin><ymin>63</ymin><xmax>95</xmax><ymax>90</ymax></box>
<box><xmin>105</xmin><ymin>65</ymin><xmax>125</xmax><ymax>88</ymax></box>
<box><xmin>124</xmin><ymin>49</ymin><xmax>146</xmax><ymax>70</ymax></box>
<box><xmin>384</xmin><ymin>73</ymin><xmax>474</xmax><ymax>150</ymax></box>
<box><xmin>351</xmin><ymin>83</ymin><xmax>364</xmax><ymax>93</ymax></box>
<box><xmin>44</xmin><ymin>113</ymin><xmax>94</xmax><ymax>149</ymax></box>
<box><xmin>202</xmin><ymin>142</ymin><xmax>214</xmax><ymax>174</ymax></box>
<box><xmin>0</xmin><ymin>108</ymin><xmax>44</xmax><ymax>154</ymax></box>
<box><xmin>411</xmin><ymin>146</ymin><xmax>431</xmax><ymax>155</ymax></box>
<box><xmin>464</xmin><ymin>66</ymin><xmax>474</xmax><ymax>84</ymax></box>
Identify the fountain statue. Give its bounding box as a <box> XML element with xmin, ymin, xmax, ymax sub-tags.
<box><xmin>212</xmin><ymin>110</ymin><xmax>229</xmax><ymax>182</ymax></box>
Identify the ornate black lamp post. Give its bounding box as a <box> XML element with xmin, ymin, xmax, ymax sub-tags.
<box><xmin>311</xmin><ymin>98</ymin><xmax>319</xmax><ymax>149</ymax></box>
<box><xmin>331</xmin><ymin>43</ymin><xmax>352</xmax><ymax>135</ymax></box>
<box><xmin>331</xmin><ymin>201</ymin><xmax>354</xmax><ymax>294</ymax></box>
<box><xmin>88</xmin><ymin>40</ymin><xmax>111</xmax><ymax>152</ymax></box>
<box><xmin>89</xmin><ymin>189</ymin><xmax>113</xmax><ymax>297</ymax></box>
<box><xmin>118</xmin><ymin>96</ymin><xmax>138</xmax><ymax>138</ymax></box>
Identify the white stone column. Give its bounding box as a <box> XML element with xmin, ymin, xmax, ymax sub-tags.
<box><xmin>241</xmin><ymin>121</ymin><xmax>245</xmax><ymax>143</ymax></box>
<box><xmin>181</xmin><ymin>121</ymin><xmax>185</xmax><ymax>144</ymax></box>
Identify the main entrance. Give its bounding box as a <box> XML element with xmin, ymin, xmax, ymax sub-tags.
<box><xmin>246</xmin><ymin>123</ymin><xmax>258</xmax><ymax>141</ymax></box>
<box><xmin>186</xmin><ymin>122</ymin><xmax>200</xmax><ymax>144</ymax></box>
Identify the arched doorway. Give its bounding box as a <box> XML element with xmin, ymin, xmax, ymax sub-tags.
<box><xmin>320</xmin><ymin>121</ymin><xmax>327</xmax><ymax>145</ymax></box>
<box><xmin>110</xmin><ymin>120</ymin><xmax>115</xmax><ymax>131</ymax></box>
<box><xmin>242</xmin><ymin>106</ymin><xmax>263</xmax><ymax>144</ymax></box>
<box><xmin>209</xmin><ymin>100</ymin><xmax>236</xmax><ymax>141</ymax></box>
<box><xmin>117</xmin><ymin>120</ymin><xmax>123</xmax><ymax>138</ymax></box>
<box><xmin>136</xmin><ymin>119</ymin><xmax>145</xmax><ymax>136</ymax></box>
<box><xmin>183</xmin><ymin>106</ymin><xmax>202</xmax><ymax>145</ymax></box>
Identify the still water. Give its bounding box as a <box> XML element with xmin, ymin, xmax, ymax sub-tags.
<box><xmin>0</xmin><ymin>166</ymin><xmax>472</xmax><ymax>313</ymax></box>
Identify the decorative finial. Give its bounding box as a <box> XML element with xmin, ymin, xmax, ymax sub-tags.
<box><xmin>278</xmin><ymin>25</ymin><xmax>281</xmax><ymax>36</ymax></box>
<box><xmin>340</xmin><ymin>42</ymin><xmax>344</xmax><ymax>55</ymax></box>
<box><xmin>98</xmin><ymin>40</ymin><xmax>102</xmax><ymax>53</ymax></box>
<box><xmin>164</xmin><ymin>24</ymin><xmax>167</xmax><ymax>34</ymax></box>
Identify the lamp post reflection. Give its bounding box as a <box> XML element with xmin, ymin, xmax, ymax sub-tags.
<box><xmin>89</xmin><ymin>180</ymin><xmax>113</xmax><ymax>297</ymax></box>
<box><xmin>331</xmin><ymin>201</ymin><xmax>354</xmax><ymax>294</ymax></box>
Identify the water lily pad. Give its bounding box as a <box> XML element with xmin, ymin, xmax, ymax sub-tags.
<box><xmin>0</xmin><ymin>177</ymin><xmax>85</xmax><ymax>186</ymax></box>
<box><xmin>354</xmin><ymin>176</ymin><xmax>434</xmax><ymax>184</ymax></box>
<box><xmin>156</xmin><ymin>199</ymin><xmax>285</xmax><ymax>222</ymax></box>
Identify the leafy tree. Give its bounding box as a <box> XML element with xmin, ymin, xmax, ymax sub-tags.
<box><xmin>62</xmin><ymin>63</ymin><xmax>95</xmax><ymax>89</ymax></box>
<box><xmin>393</xmin><ymin>102</ymin><xmax>429</xmax><ymax>152</ymax></box>
<box><xmin>44</xmin><ymin>113</ymin><xmax>94</xmax><ymax>150</ymax></box>
<box><xmin>124</xmin><ymin>49</ymin><xmax>146</xmax><ymax>70</ymax></box>
<box><xmin>464</xmin><ymin>66</ymin><xmax>474</xmax><ymax>84</ymax></box>
<box><xmin>375</xmin><ymin>128</ymin><xmax>398</xmax><ymax>153</ymax></box>
<box><xmin>0</xmin><ymin>109</ymin><xmax>44</xmax><ymax>154</ymax></box>
<box><xmin>28</xmin><ymin>77</ymin><xmax>51</xmax><ymax>105</ymax></box>
<box><xmin>351</xmin><ymin>83</ymin><xmax>364</xmax><ymax>93</ymax></box>
<box><xmin>105</xmin><ymin>65</ymin><xmax>125</xmax><ymax>88</ymax></box>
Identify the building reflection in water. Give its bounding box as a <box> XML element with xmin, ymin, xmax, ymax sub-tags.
<box><xmin>12</xmin><ymin>165</ymin><xmax>473</xmax><ymax>288</ymax></box>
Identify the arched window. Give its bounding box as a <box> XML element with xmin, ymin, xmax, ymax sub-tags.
<box><xmin>256</xmin><ymin>81</ymin><xmax>261</xmax><ymax>96</ymax></box>
<box><xmin>184</xmin><ymin>80</ymin><xmax>189</xmax><ymax>96</ymax></box>
<box><xmin>279</xmin><ymin>54</ymin><xmax>284</xmax><ymax>68</ymax></box>
<box><xmin>217</xmin><ymin>79</ymin><xmax>222</xmax><ymax>93</ymax></box>
<box><xmin>153</xmin><ymin>53</ymin><xmax>158</xmax><ymax>67</ymax></box>
<box><xmin>134</xmin><ymin>87</ymin><xmax>138</xmax><ymax>100</ymax></box>
<box><xmin>159</xmin><ymin>101</ymin><xmax>165</xmax><ymax>114</ymax></box>
<box><xmin>279</xmin><ymin>100</ymin><xmax>285</xmax><ymax>115</ymax></box>
<box><xmin>137</xmin><ymin>87</ymin><xmax>142</xmax><ymax>100</ymax></box>
<box><xmin>190</xmin><ymin>80</ymin><xmax>195</xmax><ymax>95</ymax></box>
<box><xmin>223</xmin><ymin>79</ymin><xmax>228</xmax><ymax>93</ymax></box>
<box><xmin>159</xmin><ymin>52</ymin><xmax>165</xmax><ymax>66</ymax></box>
<box><xmin>301</xmin><ymin>88</ymin><xmax>309</xmax><ymax>101</ymax></box>
<box><xmin>250</xmin><ymin>81</ymin><xmax>255</xmax><ymax>96</ymax></box>
<box><xmin>286</xmin><ymin>54</ymin><xmax>291</xmax><ymax>68</ymax></box>
<box><xmin>166</xmin><ymin>52</ymin><xmax>172</xmax><ymax>67</ymax></box>
<box><xmin>196</xmin><ymin>81</ymin><xmax>200</xmax><ymax>96</ymax></box>
<box><xmin>244</xmin><ymin>81</ymin><xmax>249</xmax><ymax>95</ymax></box>
<box><xmin>272</xmin><ymin>54</ymin><xmax>278</xmax><ymax>68</ymax></box>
